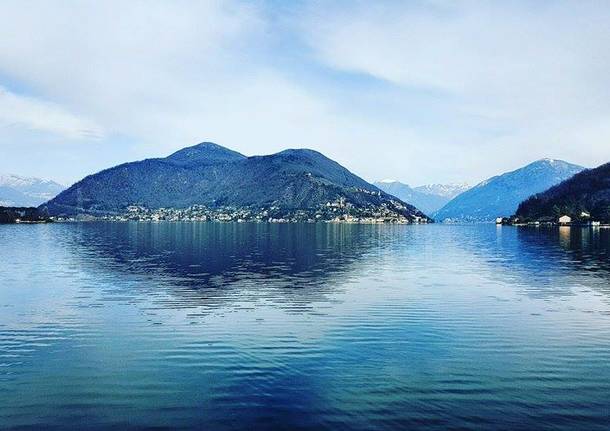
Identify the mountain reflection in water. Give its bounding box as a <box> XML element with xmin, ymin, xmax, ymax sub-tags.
<box><xmin>63</xmin><ymin>222</ymin><xmax>408</xmax><ymax>312</ymax></box>
<box><xmin>1</xmin><ymin>223</ymin><xmax>610</xmax><ymax>430</ymax></box>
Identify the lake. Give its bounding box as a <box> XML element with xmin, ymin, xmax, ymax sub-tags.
<box><xmin>1</xmin><ymin>222</ymin><xmax>610</xmax><ymax>430</ymax></box>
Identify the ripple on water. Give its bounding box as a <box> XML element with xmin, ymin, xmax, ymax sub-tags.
<box><xmin>1</xmin><ymin>223</ymin><xmax>610</xmax><ymax>430</ymax></box>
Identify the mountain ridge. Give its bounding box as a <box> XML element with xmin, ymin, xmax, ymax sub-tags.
<box><xmin>43</xmin><ymin>142</ymin><xmax>429</xmax><ymax>222</ymax></box>
<box><xmin>515</xmin><ymin>162</ymin><xmax>610</xmax><ymax>222</ymax></box>
<box><xmin>413</xmin><ymin>183</ymin><xmax>470</xmax><ymax>199</ymax></box>
<box><xmin>373</xmin><ymin>181</ymin><xmax>467</xmax><ymax>215</ymax></box>
<box><xmin>0</xmin><ymin>174</ymin><xmax>65</xmax><ymax>207</ymax></box>
<box><xmin>373</xmin><ymin>180</ymin><xmax>449</xmax><ymax>214</ymax></box>
<box><xmin>433</xmin><ymin>159</ymin><xmax>585</xmax><ymax>222</ymax></box>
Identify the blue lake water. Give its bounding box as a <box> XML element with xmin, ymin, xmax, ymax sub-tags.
<box><xmin>1</xmin><ymin>222</ymin><xmax>610</xmax><ymax>430</ymax></box>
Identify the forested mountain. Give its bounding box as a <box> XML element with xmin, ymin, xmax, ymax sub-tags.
<box><xmin>516</xmin><ymin>162</ymin><xmax>610</xmax><ymax>222</ymax></box>
<box><xmin>43</xmin><ymin>142</ymin><xmax>428</xmax><ymax>221</ymax></box>
<box><xmin>434</xmin><ymin>159</ymin><xmax>585</xmax><ymax>222</ymax></box>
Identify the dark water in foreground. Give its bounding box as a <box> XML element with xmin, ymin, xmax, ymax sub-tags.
<box><xmin>1</xmin><ymin>223</ymin><xmax>610</xmax><ymax>430</ymax></box>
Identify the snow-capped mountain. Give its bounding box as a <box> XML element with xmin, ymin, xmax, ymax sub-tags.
<box><xmin>413</xmin><ymin>183</ymin><xmax>470</xmax><ymax>199</ymax></box>
<box><xmin>434</xmin><ymin>159</ymin><xmax>585</xmax><ymax>222</ymax></box>
<box><xmin>374</xmin><ymin>181</ymin><xmax>470</xmax><ymax>215</ymax></box>
<box><xmin>0</xmin><ymin>174</ymin><xmax>65</xmax><ymax>207</ymax></box>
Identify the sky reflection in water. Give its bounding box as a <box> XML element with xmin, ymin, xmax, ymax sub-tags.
<box><xmin>1</xmin><ymin>223</ymin><xmax>610</xmax><ymax>430</ymax></box>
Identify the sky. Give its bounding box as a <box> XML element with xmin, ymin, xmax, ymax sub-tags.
<box><xmin>1</xmin><ymin>0</ymin><xmax>610</xmax><ymax>187</ymax></box>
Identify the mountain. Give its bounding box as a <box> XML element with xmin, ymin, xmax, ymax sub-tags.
<box><xmin>413</xmin><ymin>183</ymin><xmax>470</xmax><ymax>200</ymax></box>
<box><xmin>43</xmin><ymin>142</ymin><xmax>428</xmax><ymax>221</ymax></box>
<box><xmin>515</xmin><ymin>162</ymin><xmax>610</xmax><ymax>222</ymax></box>
<box><xmin>433</xmin><ymin>159</ymin><xmax>585</xmax><ymax>222</ymax></box>
<box><xmin>0</xmin><ymin>174</ymin><xmax>65</xmax><ymax>207</ymax></box>
<box><xmin>374</xmin><ymin>180</ymin><xmax>468</xmax><ymax>215</ymax></box>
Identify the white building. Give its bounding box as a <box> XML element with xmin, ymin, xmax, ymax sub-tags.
<box><xmin>558</xmin><ymin>215</ymin><xmax>572</xmax><ymax>225</ymax></box>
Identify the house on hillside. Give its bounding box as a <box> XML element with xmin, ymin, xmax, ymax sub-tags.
<box><xmin>558</xmin><ymin>215</ymin><xmax>572</xmax><ymax>225</ymax></box>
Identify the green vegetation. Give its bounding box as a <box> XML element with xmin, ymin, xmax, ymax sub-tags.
<box><xmin>516</xmin><ymin>162</ymin><xmax>610</xmax><ymax>222</ymax></box>
<box><xmin>0</xmin><ymin>207</ymin><xmax>51</xmax><ymax>224</ymax></box>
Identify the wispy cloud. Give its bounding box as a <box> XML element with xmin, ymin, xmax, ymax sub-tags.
<box><xmin>298</xmin><ymin>1</ymin><xmax>610</xmax><ymax>163</ymax></box>
<box><xmin>0</xmin><ymin>1</ymin><xmax>609</xmax><ymax>185</ymax></box>
<box><xmin>304</xmin><ymin>1</ymin><xmax>610</xmax><ymax>113</ymax></box>
<box><xmin>0</xmin><ymin>1</ymin><xmax>266</xmax><ymax>144</ymax></box>
<box><xmin>0</xmin><ymin>86</ymin><xmax>103</xmax><ymax>139</ymax></box>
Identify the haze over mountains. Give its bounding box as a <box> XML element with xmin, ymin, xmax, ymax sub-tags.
<box><xmin>433</xmin><ymin>159</ymin><xmax>585</xmax><ymax>222</ymax></box>
<box><xmin>0</xmin><ymin>174</ymin><xmax>64</xmax><ymax>207</ymax></box>
<box><xmin>516</xmin><ymin>162</ymin><xmax>610</xmax><ymax>222</ymax></box>
<box><xmin>43</xmin><ymin>142</ymin><xmax>427</xmax><ymax>221</ymax></box>
<box><xmin>374</xmin><ymin>181</ymin><xmax>469</xmax><ymax>215</ymax></box>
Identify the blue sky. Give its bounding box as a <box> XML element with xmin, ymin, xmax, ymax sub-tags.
<box><xmin>1</xmin><ymin>0</ymin><xmax>610</xmax><ymax>187</ymax></box>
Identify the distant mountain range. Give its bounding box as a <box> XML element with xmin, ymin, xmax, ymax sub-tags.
<box><xmin>0</xmin><ymin>174</ymin><xmax>64</xmax><ymax>207</ymax></box>
<box><xmin>516</xmin><ymin>162</ymin><xmax>610</xmax><ymax>222</ymax></box>
<box><xmin>413</xmin><ymin>183</ymin><xmax>471</xmax><ymax>199</ymax></box>
<box><xmin>43</xmin><ymin>142</ymin><xmax>428</xmax><ymax>221</ymax></box>
<box><xmin>434</xmin><ymin>159</ymin><xmax>585</xmax><ymax>222</ymax></box>
<box><xmin>374</xmin><ymin>180</ymin><xmax>470</xmax><ymax>215</ymax></box>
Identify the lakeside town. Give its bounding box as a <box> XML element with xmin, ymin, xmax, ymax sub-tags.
<box><xmin>4</xmin><ymin>203</ymin><xmax>610</xmax><ymax>228</ymax></box>
<box><xmin>0</xmin><ymin>199</ymin><xmax>430</xmax><ymax>224</ymax></box>
<box><xmin>68</xmin><ymin>201</ymin><xmax>429</xmax><ymax>224</ymax></box>
<box><xmin>497</xmin><ymin>212</ymin><xmax>610</xmax><ymax>228</ymax></box>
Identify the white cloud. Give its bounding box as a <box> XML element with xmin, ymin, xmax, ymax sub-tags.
<box><xmin>300</xmin><ymin>1</ymin><xmax>610</xmax><ymax>173</ymax></box>
<box><xmin>0</xmin><ymin>86</ymin><xmax>103</xmax><ymax>139</ymax></box>
<box><xmin>1</xmin><ymin>1</ymin><xmax>610</xmax><ymax>185</ymax></box>
<box><xmin>0</xmin><ymin>1</ymin><xmax>267</xmax><ymax>144</ymax></box>
<box><xmin>304</xmin><ymin>1</ymin><xmax>610</xmax><ymax>116</ymax></box>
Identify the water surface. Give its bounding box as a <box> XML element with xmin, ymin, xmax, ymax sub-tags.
<box><xmin>1</xmin><ymin>223</ymin><xmax>610</xmax><ymax>430</ymax></box>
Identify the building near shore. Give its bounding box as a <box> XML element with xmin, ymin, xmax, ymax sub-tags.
<box><xmin>559</xmin><ymin>215</ymin><xmax>572</xmax><ymax>225</ymax></box>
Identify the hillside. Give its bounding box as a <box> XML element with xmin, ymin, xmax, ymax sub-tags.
<box><xmin>374</xmin><ymin>180</ymin><xmax>467</xmax><ymax>214</ymax></box>
<box><xmin>413</xmin><ymin>183</ymin><xmax>470</xmax><ymax>200</ymax></box>
<box><xmin>0</xmin><ymin>174</ymin><xmax>64</xmax><ymax>207</ymax></box>
<box><xmin>515</xmin><ymin>162</ymin><xmax>610</xmax><ymax>222</ymax></box>
<box><xmin>434</xmin><ymin>159</ymin><xmax>585</xmax><ymax>222</ymax></box>
<box><xmin>42</xmin><ymin>142</ymin><xmax>428</xmax><ymax>222</ymax></box>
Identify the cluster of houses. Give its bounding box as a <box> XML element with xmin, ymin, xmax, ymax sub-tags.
<box><xmin>497</xmin><ymin>211</ymin><xmax>604</xmax><ymax>227</ymax></box>
<box><xmin>67</xmin><ymin>201</ymin><xmax>429</xmax><ymax>224</ymax></box>
<box><xmin>556</xmin><ymin>212</ymin><xmax>602</xmax><ymax>226</ymax></box>
<box><xmin>0</xmin><ymin>206</ymin><xmax>50</xmax><ymax>224</ymax></box>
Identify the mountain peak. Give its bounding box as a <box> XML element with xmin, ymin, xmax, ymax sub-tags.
<box><xmin>191</xmin><ymin>142</ymin><xmax>233</xmax><ymax>151</ymax></box>
<box><xmin>42</xmin><ymin>142</ymin><xmax>428</xmax><ymax>221</ymax></box>
<box><xmin>0</xmin><ymin>173</ymin><xmax>65</xmax><ymax>207</ymax></box>
<box><xmin>516</xmin><ymin>161</ymin><xmax>610</xmax><ymax>221</ymax></box>
<box><xmin>375</xmin><ymin>180</ymin><xmax>466</xmax><ymax>215</ymax></box>
<box><xmin>0</xmin><ymin>173</ymin><xmax>63</xmax><ymax>188</ymax></box>
<box><xmin>434</xmin><ymin>158</ymin><xmax>585</xmax><ymax>222</ymax></box>
<box><xmin>535</xmin><ymin>158</ymin><xmax>557</xmax><ymax>165</ymax></box>
<box><xmin>166</xmin><ymin>142</ymin><xmax>246</xmax><ymax>166</ymax></box>
<box><xmin>414</xmin><ymin>183</ymin><xmax>471</xmax><ymax>199</ymax></box>
<box><xmin>529</xmin><ymin>158</ymin><xmax>574</xmax><ymax>168</ymax></box>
